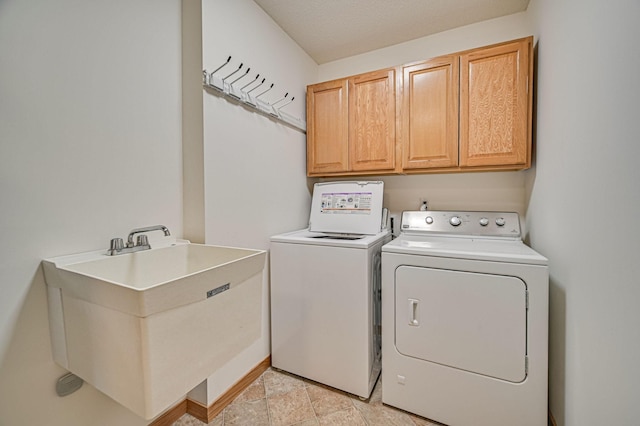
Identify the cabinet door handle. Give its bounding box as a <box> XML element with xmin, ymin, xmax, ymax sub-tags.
<box><xmin>409</xmin><ymin>299</ymin><xmax>419</xmax><ymax>326</ymax></box>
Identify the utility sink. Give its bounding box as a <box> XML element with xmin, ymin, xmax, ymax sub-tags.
<box><xmin>42</xmin><ymin>239</ymin><xmax>266</xmax><ymax>419</ymax></box>
<box><xmin>43</xmin><ymin>240</ymin><xmax>266</xmax><ymax>317</ymax></box>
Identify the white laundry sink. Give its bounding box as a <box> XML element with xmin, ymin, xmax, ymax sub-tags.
<box><xmin>43</xmin><ymin>241</ymin><xmax>266</xmax><ymax>317</ymax></box>
<box><xmin>42</xmin><ymin>240</ymin><xmax>266</xmax><ymax>419</ymax></box>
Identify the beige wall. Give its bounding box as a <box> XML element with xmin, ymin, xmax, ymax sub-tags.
<box><xmin>197</xmin><ymin>0</ymin><xmax>317</xmax><ymax>404</ymax></box>
<box><xmin>182</xmin><ymin>0</ymin><xmax>206</xmax><ymax>244</ymax></box>
<box><xmin>0</xmin><ymin>0</ymin><xmax>183</xmax><ymax>425</ymax></box>
<box><xmin>526</xmin><ymin>0</ymin><xmax>640</xmax><ymax>424</ymax></box>
<box><xmin>317</xmin><ymin>12</ymin><xmax>532</xmax><ymax>82</ymax></box>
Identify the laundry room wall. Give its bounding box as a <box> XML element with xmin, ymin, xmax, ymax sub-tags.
<box><xmin>525</xmin><ymin>0</ymin><xmax>640</xmax><ymax>424</ymax></box>
<box><xmin>316</xmin><ymin>12</ymin><xmax>534</xmax><ymax>230</ymax></box>
<box><xmin>0</xmin><ymin>0</ymin><xmax>182</xmax><ymax>425</ymax></box>
<box><xmin>191</xmin><ymin>0</ymin><xmax>318</xmax><ymax>404</ymax></box>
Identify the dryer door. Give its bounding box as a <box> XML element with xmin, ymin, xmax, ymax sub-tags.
<box><xmin>395</xmin><ymin>266</ymin><xmax>527</xmax><ymax>382</ymax></box>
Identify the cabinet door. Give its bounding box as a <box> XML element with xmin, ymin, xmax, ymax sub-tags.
<box><xmin>307</xmin><ymin>79</ymin><xmax>349</xmax><ymax>174</ymax></box>
<box><xmin>460</xmin><ymin>37</ymin><xmax>532</xmax><ymax>168</ymax></box>
<box><xmin>348</xmin><ymin>69</ymin><xmax>396</xmax><ymax>172</ymax></box>
<box><xmin>401</xmin><ymin>56</ymin><xmax>459</xmax><ymax>170</ymax></box>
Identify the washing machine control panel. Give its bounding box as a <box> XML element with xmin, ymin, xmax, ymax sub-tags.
<box><xmin>402</xmin><ymin>211</ymin><xmax>521</xmax><ymax>238</ymax></box>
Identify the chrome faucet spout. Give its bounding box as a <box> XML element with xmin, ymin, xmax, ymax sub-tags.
<box><xmin>107</xmin><ymin>225</ymin><xmax>171</xmax><ymax>256</ymax></box>
<box><xmin>127</xmin><ymin>225</ymin><xmax>170</xmax><ymax>246</ymax></box>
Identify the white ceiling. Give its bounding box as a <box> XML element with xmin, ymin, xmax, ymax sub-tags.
<box><xmin>253</xmin><ymin>0</ymin><xmax>530</xmax><ymax>64</ymax></box>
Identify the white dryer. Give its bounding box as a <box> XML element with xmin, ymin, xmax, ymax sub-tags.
<box><xmin>270</xmin><ymin>181</ymin><xmax>391</xmax><ymax>399</ymax></box>
<box><xmin>382</xmin><ymin>211</ymin><xmax>548</xmax><ymax>426</ymax></box>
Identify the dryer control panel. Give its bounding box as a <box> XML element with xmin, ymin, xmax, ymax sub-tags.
<box><xmin>400</xmin><ymin>211</ymin><xmax>521</xmax><ymax>238</ymax></box>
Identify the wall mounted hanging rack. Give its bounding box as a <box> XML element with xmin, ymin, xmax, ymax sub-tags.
<box><xmin>203</xmin><ymin>56</ymin><xmax>306</xmax><ymax>133</ymax></box>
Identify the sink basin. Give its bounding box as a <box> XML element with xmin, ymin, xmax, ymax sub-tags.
<box><xmin>42</xmin><ymin>240</ymin><xmax>267</xmax><ymax>419</ymax></box>
<box><xmin>44</xmin><ymin>240</ymin><xmax>266</xmax><ymax>317</ymax></box>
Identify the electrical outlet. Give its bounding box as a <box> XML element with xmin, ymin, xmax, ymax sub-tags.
<box><xmin>419</xmin><ymin>198</ymin><xmax>428</xmax><ymax>211</ymax></box>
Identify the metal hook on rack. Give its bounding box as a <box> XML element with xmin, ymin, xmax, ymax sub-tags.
<box><xmin>276</xmin><ymin>96</ymin><xmax>295</xmax><ymax>110</ymax></box>
<box><xmin>208</xmin><ymin>56</ymin><xmax>231</xmax><ymax>84</ymax></box>
<box><xmin>246</xmin><ymin>78</ymin><xmax>266</xmax><ymax>95</ymax></box>
<box><xmin>230</xmin><ymin>67</ymin><xmax>251</xmax><ymax>86</ymax></box>
<box><xmin>255</xmin><ymin>83</ymin><xmax>274</xmax><ymax>99</ymax></box>
<box><xmin>275</xmin><ymin>95</ymin><xmax>301</xmax><ymax>126</ymax></box>
<box><xmin>240</xmin><ymin>74</ymin><xmax>260</xmax><ymax>91</ymax></box>
<box><xmin>228</xmin><ymin>67</ymin><xmax>251</xmax><ymax>99</ymax></box>
<box><xmin>270</xmin><ymin>92</ymin><xmax>289</xmax><ymax>107</ymax></box>
<box><xmin>201</xmin><ymin>55</ymin><xmax>306</xmax><ymax>132</ymax></box>
<box><xmin>222</xmin><ymin>63</ymin><xmax>244</xmax><ymax>83</ymax></box>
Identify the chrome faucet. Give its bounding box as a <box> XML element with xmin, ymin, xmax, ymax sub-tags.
<box><xmin>127</xmin><ymin>225</ymin><xmax>170</xmax><ymax>247</ymax></box>
<box><xmin>108</xmin><ymin>225</ymin><xmax>171</xmax><ymax>256</ymax></box>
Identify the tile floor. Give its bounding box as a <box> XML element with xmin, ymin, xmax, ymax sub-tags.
<box><xmin>172</xmin><ymin>367</ymin><xmax>442</xmax><ymax>426</ymax></box>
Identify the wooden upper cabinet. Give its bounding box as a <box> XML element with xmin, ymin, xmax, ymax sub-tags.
<box><xmin>306</xmin><ymin>69</ymin><xmax>396</xmax><ymax>176</ymax></box>
<box><xmin>306</xmin><ymin>36</ymin><xmax>533</xmax><ymax>177</ymax></box>
<box><xmin>306</xmin><ymin>79</ymin><xmax>349</xmax><ymax>174</ymax></box>
<box><xmin>459</xmin><ymin>37</ymin><xmax>533</xmax><ymax>168</ymax></box>
<box><xmin>401</xmin><ymin>56</ymin><xmax>459</xmax><ymax>170</ymax></box>
<box><xmin>349</xmin><ymin>69</ymin><xmax>396</xmax><ymax>172</ymax></box>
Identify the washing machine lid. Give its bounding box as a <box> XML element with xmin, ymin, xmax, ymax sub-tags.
<box><xmin>271</xmin><ymin>228</ymin><xmax>390</xmax><ymax>249</ymax></box>
<box><xmin>309</xmin><ymin>181</ymin><xmax>384</xmax><ymax>235</ymax></box>
<box><xmin>383</xmin><ymin>235</ymin><xmax>548</xmax><ymax>265</ymax></box>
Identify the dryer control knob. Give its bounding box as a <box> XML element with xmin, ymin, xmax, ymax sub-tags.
<box><xmin>425</xmin><ymin>216</ymin><xmax>434</xmax><ymax>224</ymax></box>
<box><xmin>479</xmin><ymin>217</ymin><xmax>489</xmax><ymax>226</ymax></box>
<box><xmin>495</xmin><ymin>217</ymin><xmax>506</xmax><ymax>227</ymax></box>
<box><xmin>450</xmin><ymin>216</ymin><xmax>462</xmax><ymax>226</ymax></box>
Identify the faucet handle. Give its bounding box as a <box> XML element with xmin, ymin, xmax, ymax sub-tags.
<box><xmin>109</xmin><ymin>238</ymin><xmax>124</xmax><ymax>254</ymax></box>
<box><xmin>136</xmin><ymin>235</ymin><xmax>149</xmax><ymax>247</ymax></box>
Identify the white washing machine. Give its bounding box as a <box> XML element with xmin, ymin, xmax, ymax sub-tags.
<box><xmin>382</xmin><ymin>211</ymin><xmax>548</xmax><ymax>426</ymax></box>
<box><xmin>270</xmin><ymin>181</ymin><xmax>391</xmax><ymax>399</ymax></box>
